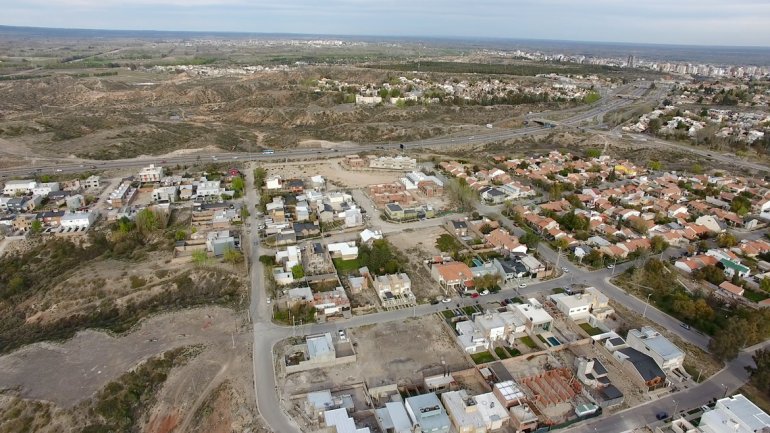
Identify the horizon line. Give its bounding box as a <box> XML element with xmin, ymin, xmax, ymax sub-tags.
<box><xmin>2</xmin><ymin>24</ymin><xmax>770</xmax><ymax>50</ymax></box>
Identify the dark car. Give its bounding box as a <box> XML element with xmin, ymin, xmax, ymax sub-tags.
<box><xmin>430</xmin><ymin>299</ymin><xmax>440</xmax><ymax>305</ymax></box>
<box><xmin>680</xmin><ymin>323</ymin><xmax>691</xmax><ymax>330</ymax></box>
<box><xmin>655</xmin><ymin>412</ymin><xmax>668</xmax><ymax>420</ymax></box>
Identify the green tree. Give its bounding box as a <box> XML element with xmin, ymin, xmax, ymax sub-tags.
<box><xmin>291</xmin><ymin>264</ymin><xmax>305</xmax><ymax>279</ymax></box>
<box><xmin>231</xmin><ymin>176</ymin><xmax>245</xmax><ymax>193</ymax></box>
<box><xmin>650</xmin><ymin>235</ymin><xmax>670</xmax><ymax>254</ymax></box>
<box><xmin>378</xmin><ymin>88</ymin><xmax>389</xmax><ymax>99</ymax></box>
<box><xmin>692</xmin><ymin>265</ymin><xmax>726</xmax><ymax>285</ymax></box>
<box><xmin>710</xmin><ymin>319</ymin><xmax>752</xmax><ymax>361</ymax></box>
<box><xmin>730</xmin><ymin>195</ymin><xmax>751</xmax><ymax>216</ymax></box>
<box><xmin>30</xmin><ymin>219</ymin><xmax>43</xmax><ymax>234</ymax></box>
<box><xmin>648</xmin><ymin>160</ymin><xmax>662</xmax><ymax>171</ymax></box>
<box><xmin>717</xmin><ymin>232</ymin><xmax>738</xmax><ymax>248</ymax></box>
<box><xmin>585</xmin><ymin>148</ymin><xmax>602</xmax><ymax>158</ymax></box>
<box><xmin>586</xmin><ymin>249</ymin><xmax>604</xmax><ymax>268</ymax></box>
<box><xmin>761</xmin><ymin>278</ymin><xmax>770</xmax><ymax>293</ymax></box>
<box><xmin>746</xmin><ymin>348</ymin><xmax>770</xmax><ymax>392</ymax></box>
<box><xmin>446</xmin><ymin>178</ymin><xmax>476</xmax><ymax>211</ymax></box>
<box><xmin>479</xmin><ymin>223</ymin><xmax>495</xmax><ymax>235</ymax></box>
<box><xmin>691</xmin><ymin>163</ymin><xmax>704</xmax><ymax>175</ymax></box>
<box><xmin>520</xmin><ymin>232</ymin><xmax>540</xmax><ymax>249</ymax></box>
<box><xmin>253</xmin><ymin>167</ymin><xmax>267</xmax><ymax>188</ymax></box>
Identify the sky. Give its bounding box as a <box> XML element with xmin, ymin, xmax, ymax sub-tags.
<box><xmin>3</xmin><ymin>0</ymin><xmax>770</xmax><ymax>47</ymax></box>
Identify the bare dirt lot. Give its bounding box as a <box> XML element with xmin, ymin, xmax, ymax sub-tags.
<box><xmin>262</xmin><ymin>159</ymin><xmax>404</xmax><ymax>189</ymax></box>
<box><xmin>0</xmin><ymin>306</ymin><xmax>265</xmax><ymax>433</ymax></box>
<box><xmin>281</xmin><ymin>315</ymin><xmax>470</xmax><ymax>395</ymax></box>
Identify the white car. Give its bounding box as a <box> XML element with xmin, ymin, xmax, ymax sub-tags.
<box><xmin>607</xmin><ymin>264</ymin><xmax>615</xmax><ymax>269</ymax></box>
<box><xmin>338</xmin><ymin>329</ymin><xmax>347</xmax><ymax>340</ymax></box>
<box><xmin>441</xmin><ymin>297</ymin><xmax>452</xmax><ymax>303</ymax></box>
<box><xmin>480</xmin><ymin>289</ymin><xmax>490</xmax><ymax>296</ymax></box>
<box><xmin>266</xmin><ymin>297</ymin><xmax>271</xmax><ymax>304</ymax></box>
<box><xmin>562</xmin><ymin>267</ymin><xmax>569</xmax><ymax>273</ymax></box>
<box><xmin>518</xmin><ymin>283</ymin><xmax>527</xmax><ymax>288</ymax></box>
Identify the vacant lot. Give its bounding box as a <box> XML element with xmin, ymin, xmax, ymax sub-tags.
<box><xmin>281</xmin><ymin>315</ymin><xmax>469</xmax><ymax>395</ymax></box>
<box><xmin>262</xmin><ymin>159</ymin><xmax>405</xmax><ymax>189</ymax></box>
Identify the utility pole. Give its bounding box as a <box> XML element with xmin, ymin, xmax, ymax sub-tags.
<box><xmin>643</xmin><ymin>293</ymin><xmax>652</xmax><ymax>318</ymax></box>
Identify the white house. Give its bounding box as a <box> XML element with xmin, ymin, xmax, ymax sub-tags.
<box><xmin>275</xmin><ymin>245</ymin><xmax>302</xmax><ymax>271</ymax></box>
<box><xmin>510</xmin><ymin>299</ymin><xmax>553</xmax><ymax>333</ymax></box>
<box><xmin>474</xmin><ymin>312</ymin><xmax>506</xmax><ymax>342</ymax></box>
<box><xmin>327</xmin><ymin>242</ymin><xmax>359</xmax><ymax>260</ymax></box>
<box><xmin>60</xmin><ymin>211</ymin><xmax>96</xmax><ymax>229</ymax></box>
<box><xmin>266</xmin><ymin>176</ymin><xmax>282</xmax><ymax>190</ymax></box>
<box><xmin>3</xmin><ymin>179</ymin><xmax>36</xmax><ymax>196</ymax></box>
<box><xmin>195</xmin><ymin>179</ymin><xmax>223</xmax><ymax>197</ymax></box>
<box><xmin>83</xmin><ymin>175</ymin><xmax>101</xmax><ymax>189</ymax></box>
<box><xmin>32</xmin><ymin>182</ymin><xmax>60</xmax><ymax>196</ymax></box>
<box><xmin>138</xmin><ymin>164</ymin><xmax>164</xmax><ymax>183</ymax></box>
<box><xmin>549</xmin><ymin>293</ymin><xmax>592</xmax><ymax>321</ymax></box>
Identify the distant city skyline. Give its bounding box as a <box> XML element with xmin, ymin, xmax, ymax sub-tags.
<box><xmin>3</xmin><ymin>0</ymin><xmax>770</xmax><ymax>47</ymax></box>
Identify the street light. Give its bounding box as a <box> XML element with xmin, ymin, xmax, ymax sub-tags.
<box><xmin>643</xmin><ymin>293</ymin><xmax>653</xmax><ymax>318</ymax></box>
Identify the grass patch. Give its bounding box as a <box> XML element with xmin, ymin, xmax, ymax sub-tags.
<box><xmin>739</xmin><ymin>383</ymin><xmax>770</xmax><ymax>414</ymax></box>
<box><xmin>683</xmin><ymin>362</ymin><xmax>705</xmax><ymax>383</ymax></box>
<box><xmin>462</xmin><ymin>306</ymin><xmax>477</xmax><ymax>316</ymax></box>
<box><xmin>506</xmin><ymin>347</ymin><xmax>521</xmax><ymax>357</ymax></box>
<box><xmin>495</xmin><ymin>347</ymin><xmax>510</xmax><ymax>360</ymax></box>
<box><xmin>579</xmin><ymin>322</ymin><xmax>603</xmax><ymax>336</ymax></box>
<box><xmin>552</xmin><ymin>287</ymin><xmax>565</xmax><ymax>294</ymax></box>
<box><xmin>470</xmin><ymin>351</ymin><xmax>495</xmax><ymax>365</ymax></box>
<box><xmin>520</xmin><ymin>336</ymin><xmax>537</xmax><ymax>349</ymax></box>
<box><xmin>442</xmin><ymin>310</ymin><xmax>455</xmax><ymax>319</ymax></box>
<box><xmin>743</xmin><ymin>290</ymin><xmax>770</xmax><ymax>303</ymax></box>
<box><xmin>333</xmin><ymin>257</ymin><xmax>362</xmax><ymax>273</ymax></box>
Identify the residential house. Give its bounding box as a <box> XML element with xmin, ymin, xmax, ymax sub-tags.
<box><xmin>313</xmin><ymin>288</ymin><xmax>350</xmax><ymax>316</ymax></box>
<box><xmin>404</xmin><ymin>393</ymin><xmax>451</xmax><ymax>433</ymax></box>
<box><xmin>719</xmin><ymin>281</ymin><xmax>745</xmax><ymax>298</ymax></box>
<box><xmin>485</xmin><ymin>228</ymin><xmax>527</xmax><ymax>255</ymax></box>
<box><xmin>510</xmin><ymin>299</ymin><xmax>553</xmax><ymax>333</ymax></box>
<box><xmin>2</xmin><ymin>179</ymin><xmax>36</xmax><ymax>196</ymax></box>
<box><xmin>447</xmin><ymin>219</ymin><xmax>469</xmax><ymax>237</ymax></box>
<box><xmin>83</xmin><ymin>175</ymin><xmax>101</xmax><ymax>189</ymax></box>
<box><xmin>328</xmin><ymin>242</ymin><xmax>359</xmax><ymax>260</ymax></box>
<box><xmin>369</xmin><ymin>155</ymin><xmax>417</xmax><ymax>170</ymax></box>
<box><xmin>699</xmin><ymin>394</ymin><xmax>770</xmax><ymax>433</ymax></box>
<box><xmin>375</xmin><ymin>401</ymin><xmax>413</xmax><ymax>433</ymax></box>
<box><xmin>441</xmin><ymin>390</ymin><xmax>510</xmax><ymax>433</ymax></box>
<box><xmin>548</xmin><ymin>293</ymin><xmax>592</xmax><ymax>321</ymax></box>
<box><xmin>138</xmin><ymin>164</ymin><xmax>164</xmax><ymax>183</ymax></box>
<box><xmin>612</xmin><ymin>348</ymin><xmax>667</xmax><ymax>391</ymax></box>
<box><xmin>431</xmin><ymin>261</ymin><xmax>474</xmax><ymax>292</ymax></box>
<box><xmin>32</xmin><ymin>182</ymin><xmax>59</xmax><ymax>196</ymax></box>
<box><xmin>626</xmin><ymin>327</ymin><xmax>685</xmax><ymax>372</ymax></box>
<box><xmin>60</xmin><ymin>211</ymin><xmax>96</xmax><ymax>229</ymax></box>
<box><xmin>324</xmin><ymin>407</ymin><xmax>371</xmax><ymax>433</ymax></box>
<box><xmin>206</xmin><ymin>230</ymin><xmax>237</xmax><ymax>256</ymax></box>
<box><xmin>373</xmin><ymin>273</ymin><xmax>414</xmax><ymax>305</ymax></box>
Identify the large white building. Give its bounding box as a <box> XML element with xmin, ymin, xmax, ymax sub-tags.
<box><xmin>32</xmin><ymin>182</ymin><xmax>60</xmax><ymax>196</ymax></box>
<box><xmin>369</xmin><ymin>155</ymin><xmax>417</xmax><ymax>170</ymax></box>
<box><xmin>60</xmin><ymin>211</ymin><xmax>96</xmax><ymax>229</ymax></box>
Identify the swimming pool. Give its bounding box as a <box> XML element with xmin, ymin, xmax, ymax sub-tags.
<box><xmin>547</xmin><ymin>336</ymin><xmax>562</xmax><ymax>346</ymax></box>
<box><xmin>472</xmin><ymin>258</ymin><xmax>483</xmax><ymax>267</ymax></box>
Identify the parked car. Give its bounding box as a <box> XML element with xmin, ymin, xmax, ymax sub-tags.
<box><xmin>441</xmin><ymin>298</ymin><xmax>452</xmax><ymax>303</ymax></box>
<box><xmin>266</xmin><ymin>297</ymin><xmax>271</xmax><ymax>304</ymax></box>
<box><xmin>655</xmin><ymin>412</ymin><xmax>668</xmax><ymax>420</ymax></box>
<box><xmin>471</xmin><ymin>293</ymin><xmax>480</xmax><ymax>299</ymax></box>
<box><xmin>680</xmin><ymin>323</ymin><xmax>691</xmax><ymax>330</ymax></box>
<box><xmin>430</xmin><ymin>299</ymin><xmax>440</xmax><ymax>305</ymax></box>
<box><xmin>607</xmin><ymin>264</ymin><xmax>615</xmax><ymax>269</ymax></box>
<box><xmin>338</xmin><ymin>330</ymin><xmax>347</xmax><ymax>340</ymax></box>
<box><xmin>518</xmin><ymin>283</ymin><xmax>527</xmax><ymax>288</ymax></box>
<box><xmin>480</xmin><ymin>289</ymin><xmax>490</xmax><ymax>296</ymax></box>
